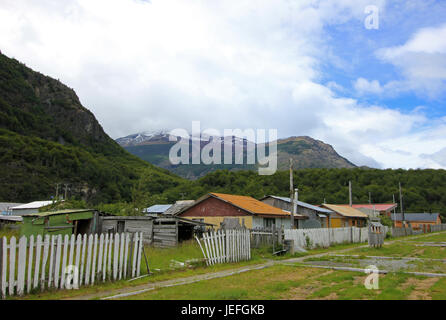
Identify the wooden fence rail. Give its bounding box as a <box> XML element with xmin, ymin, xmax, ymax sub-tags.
<box><xmin>195</xmin><ymin>229</ymin><xmax>250</xmax><ymax>266</ymax></box>
<box><xmin>0</xmin><ymin>232</ymin><xmax>143</xmax><ymax>298</ymax></box>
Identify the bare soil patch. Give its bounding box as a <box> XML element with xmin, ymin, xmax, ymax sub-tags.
<box><xmin>405</xmin><ymin>277</ymin><xmax>439</xmax><ymax>300</ymax></box>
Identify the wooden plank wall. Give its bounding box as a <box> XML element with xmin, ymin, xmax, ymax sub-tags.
<box><xmin>0</xmin><ymin>232</ymin><xmax>143</xmax><ymax>298</ymax></box>
<box><xmin>101</xmin><ymin>219</ymin><xmax>153</xmax><ymax>244</ymax></box>
<box><xmin>152</xmin><ymin>219</ymin><xmax>178</xmax><ymax>248</ymax></box>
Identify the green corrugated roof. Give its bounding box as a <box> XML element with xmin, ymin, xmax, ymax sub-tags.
<box><xmin>24</xmin><ymin>209</ymin><xmax>95</xmax><ymax>217</ymax></box>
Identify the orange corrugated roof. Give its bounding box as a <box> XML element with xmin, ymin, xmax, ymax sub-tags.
<box><xmin>322</xmin><ymin>204</ymin><xmax>368</xmax><ymax>218</ymax></box>
<box><xmin>210</xmin><ymin>193</ymin><xmax>292</xmax><ymax>216</ymax></box>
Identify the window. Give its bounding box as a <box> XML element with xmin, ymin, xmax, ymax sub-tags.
<box><xmin>117</xmin><ymin>220</ymin><xmax>125</xmax><ymax>233</ymax></box>
<box><xmin>263</xmin><ymin>218</ymin><xmax>275</xmax><ymax>228</ymax></box>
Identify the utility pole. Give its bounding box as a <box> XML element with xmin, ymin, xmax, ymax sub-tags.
<box><xmin>393</xmin><ymin>194</ymin><xmax>396</xmax><ymax>228</ymax></box>
<box><xmin>399</xmin><ymin>182</ymin><xmax>404</xmax><ymax>227</ymax></box>
<box><xmin>55</xmin><ymin>183</ymin><xmax>60</xmax><ymax>200</ymax></box>
<box><xmin>64</xmin><ymin>184</ymin><xmax>69</xmax><ymax>200</ymax></box>
<box><xmin>293</xmin><ymin>188</ymin><xmax>298</xmax><ymax>228</ymax></box>
<box><xmin>369</xmin><ymin>192</ymin><xmax>372</xmax><ymax>204</ymax></box>
<box><xmin>349</xmin><ymin>181</ymin><xmax>352</xmax><ymax>207</ymax></box>
<box><xmin>289</xmin><ymin>159</ymin><xmax>294</xmax><ymax>228</ymax></box>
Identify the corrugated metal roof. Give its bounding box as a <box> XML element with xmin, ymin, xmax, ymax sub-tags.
<box><xmin>264</xmin><ymin>196</ymin><xmax>333</xmax><ymax>214</ymax></box>
<box><xmin>321</xmin><ymin>204</ymin><xmax>368</xmax><ymax>218</ymax></box>
<box><xmin>211</xmin><ymin>193</ymin><xmax>298</xmax><ymax>217</ymax></box>
<box><xmin>343</xmin><ymin>204</ymin><xmax>397</xmax><ymax>211</ymax></box>
<box><xmin>165</xmin><ymin>200</ymin><xmax>195</xmax><ymax>215</ymax></box>
<box><xmin>11</xmin><ymin>201</ymin><xmax>54</xmax><ymax>210</ymax></box>
<box><xmin>145</xmin><ymin>204</ymin><xmax>172</xmax><ymax>213</ymax></box>
<box><xmin>25</xmin><ymin>209</ymin><xmax>95</xmax><ymax>217</ymax></box>
<box><xmin>0</xmin><ymin>203</ymin><xmax>24</xmax><ymax>213</ymax></box>
<box><xmin>0</xmin><ymin>215</ymin><xmax>23</xmax><ymax>222</ymax></box>
<box><xmin>391</xmin><ymin>213</ymin><xmax>439</xmax><ymax>222</ymax></box>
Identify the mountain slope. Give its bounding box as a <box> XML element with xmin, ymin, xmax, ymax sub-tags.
<box><xmin>0</xmin><ymin>53</ymin><xmax>181</xmax><ymax>203</ymax></box>
<box><xmin>116</xmin><ymin>132</ymin><xmax>355</xmax><ymax>179</ymax></box>
<box><xmin>275</xmin><ymin>136</ymin><xmax>355</xmax><ymax>170</ymax></box>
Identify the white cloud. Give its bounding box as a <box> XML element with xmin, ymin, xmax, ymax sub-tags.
<box><xmin>1</xmin><ymin>0</ymin><xmax>446</xmax><ymax>169</ymax></box>
<box><xmin>353</xmin><ymin>78</ymin><xmax>383</xmax><ymax>95</ymax></box>
<box><xmin>375</xmin><ymin>23</ymin><xmax>446</xmax><ymax>98</ymax></box>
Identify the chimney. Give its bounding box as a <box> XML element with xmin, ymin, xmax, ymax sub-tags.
<box><xmin>349</xmin><ymin>181</ymin><xmax>352</xmax><ymax>207</ymax></box>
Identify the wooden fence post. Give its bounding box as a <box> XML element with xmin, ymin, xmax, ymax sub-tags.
<box><xmin>131</xmin><ymin>232</ymin><xmax>138</xmax><ymax>278</ymax></box>
<box><xmin>91</xmin><ymin>234</ymin><xmax>98</xmax><ymax>285</ymax></box>
<box><xmin>136</xmin><ymin>232</ymin><xmax>143</xmax><ymax>277</ymax></box>
<box><xmin>119</xmin><ymin>233</ymin><xmax>125</xmax><ymax>280</ymax></box>
<box><xmin>102</xmin><ymin>233</ymin><xmax>109</xmax><ymax>281</ymax></box>
<box><xmin>54</xmin><ymin>235</ymin><xmax>62</xmax><ymax>289</ymax></box>
<box><xmin>1</xmin><ymin>237</ymin><xmax>6</xmax><ymax>299</ymax></box>
<box><xmin>27</xmin><ymin>235</ymin><xmax>34</xmax><ymax>294</ymax></box>
<box><xmin>17</xmin><ymin>236</ymin><xmax>27</xmax><ymax>295</ymax></box>
<box><xmin>9</xmin><ymin>236</ymin><xmax>16</xmax><ymax>296</ymax></box>
<box><xmin>85</xmin><ymin>234</ymin><xmax>93</xmax><ymax>285</ymax></box>
<box><xmin>97</xmin><ymin>234</ymin><xmax>104</xmax><ymax>282</ymax></box>
<box><xmin>60</xmin><ymin>235</ymin><xmax>69</xmax><ymax>289</ymax></box>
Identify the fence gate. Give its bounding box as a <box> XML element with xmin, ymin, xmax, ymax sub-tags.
<box><xmin>0</xmin><ymin>232</ymin><xmax>144</xmax><ymax>298</ymax></box>
<box><xmin>195</xmin><ymin>229</ymin><xmax>250</xmax><ymax>265</ymax></box>
<box><xmin>250</xmin><ymin>226</ymin><xmax>283</xmax><ymax>249</ymax></box>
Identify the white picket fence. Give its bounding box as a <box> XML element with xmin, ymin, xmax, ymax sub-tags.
<box><xmin>284</xmin><ymin>227</ymin><xmax>369</xmax><ymax>250</ymax></box>
<box><xmin>0</xmin><ymin>232</ymin><xmax>144</xmax><ymax>298</ymax></box>
<box><xmin>195</xmin><ymin>229</ymin><xmax>251</xmax><ymax>265</ymax></box>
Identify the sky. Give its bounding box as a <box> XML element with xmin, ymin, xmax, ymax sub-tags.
<box><xmin>0</xmin><ymin>0</ymin><xmax>446</xmax><ymax>169</ymax></box>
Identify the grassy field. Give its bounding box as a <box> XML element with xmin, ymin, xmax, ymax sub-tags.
<box><xmin>116</xmin><ymin>232</ymin><xmax>446</xmax><ymax>300</ymax></box>
<box><xmin>0</xmin><ymin>227</ymin><xmax>20</xmax><ymax>239</ymax></box>
<box><xmin>119</xmin><ymin>264</ymin><xmax>446</xmax><ymax>300</ymax></box>
<box><xmin>12</xmin><ymin>240</ymin><xmax>286</xmax><ymax>300</ymax></box>
<box><xmin>7</xmin><ymin>231</ymin><xmax>446</xmax><ymax>300</ymax></box>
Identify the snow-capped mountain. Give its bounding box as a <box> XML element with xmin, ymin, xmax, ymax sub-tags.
<box><xmin>116</xmin><ymin>131</ymin><xmax>356</xmax><ymax>179</ymax></box>
<box><xmin>116</xmin><ymin>130</ymin><xmax>254</xmax><ymax>147</ymax></box>
<box><xmin>115</xmin><ymin>130</ymin><xmax>171</xmax><ymax>147</ymax></box>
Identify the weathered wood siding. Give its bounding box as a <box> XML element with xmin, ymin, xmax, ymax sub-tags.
<box><xmin>152</xmin><ymin>219</ymin><xmax>178</xmax><ymax>248</ymax></box>
<box><xmin>101</xmin><ymin>217</ymin><xmax>153</xmax><ymax>244</ymax></box>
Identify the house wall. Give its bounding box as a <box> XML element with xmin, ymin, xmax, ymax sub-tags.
<box><xmin>262</xmin><ymin>197</ymin><xmax>327</xmax><ymax>227</ymax></box>
<box><xmin>252</xmin><ymin>216</ymin><xmax>294</xmax><ymax>229</ymax></box>
<box><xmin>179</xmin><ymin>197</ymin><xmax>253</xmax><ymax>229</ymax></box>
<box><xmin>394</xmin><ymin>218</ymin><xmax>440</xmax><ymax>228</ymax></box>
<box><xmin>327</xmin><ymin>213</ymin><xmax>366</xmax><ymax>228</ymax></box>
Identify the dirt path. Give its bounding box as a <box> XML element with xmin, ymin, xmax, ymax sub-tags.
<box><xmin>64</xmin><ymin>231</ymin><xmax>446</xmax><ymax>300</ymax></box>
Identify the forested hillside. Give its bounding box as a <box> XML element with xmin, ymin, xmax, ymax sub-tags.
<box><xmin>143</xmin><ymin>168</ymin><xmax>446</xmax><ymax>218</ymax></box>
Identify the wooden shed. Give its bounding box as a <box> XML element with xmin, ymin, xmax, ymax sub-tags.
<box><xmin>100</xmin><ymin>215</ymin><xmax>212</xmax><ymax>247</ymax></box>
<box><xmin>100</xmin><ymin>216</ymin><xmax>154</xmax><ymax>244</ymax></box>
<box><xmin>20</xmin><ymin>209</ymin><xmax>100</xmax><ymax>237</ymax></box>
<box><xmin>152</xmin><ymin>217</ymin><xmax>214</xmax><ymax>248</ymax></box>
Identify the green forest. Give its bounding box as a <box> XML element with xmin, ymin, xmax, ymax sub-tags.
<box><xmin>96</xmin><ymin>167</ymin><xmax>446</xmax><ymax>218</ymax></box>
